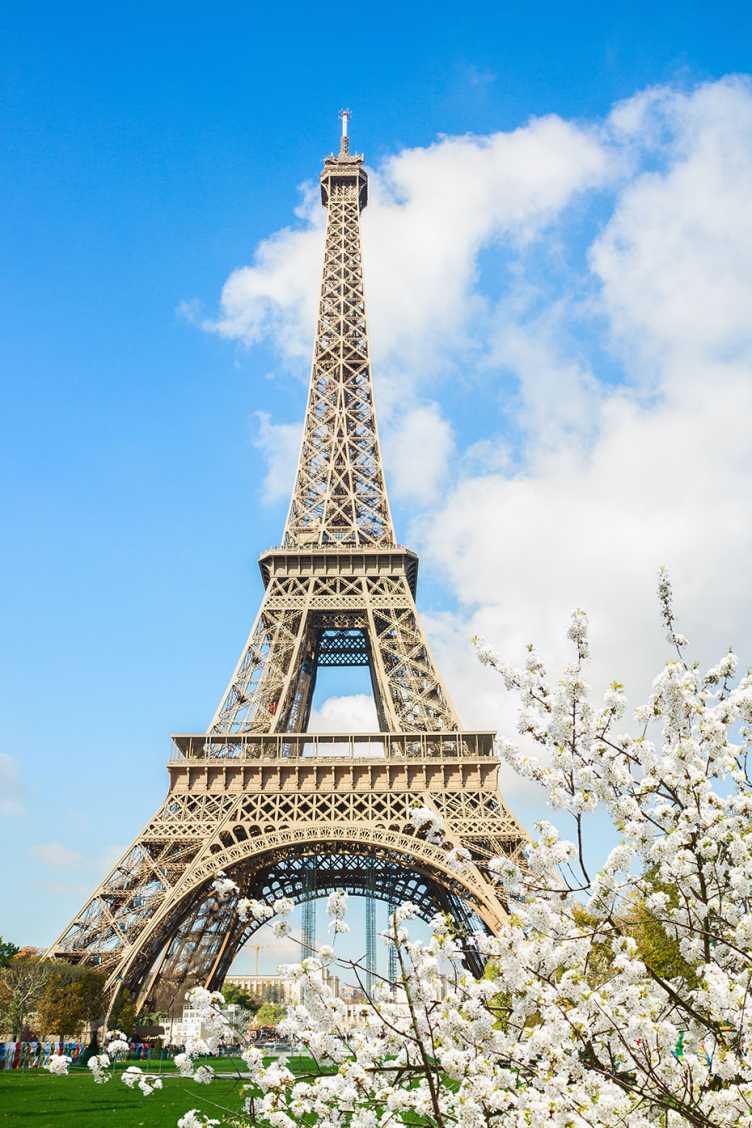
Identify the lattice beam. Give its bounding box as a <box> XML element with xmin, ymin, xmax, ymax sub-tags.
<box><xmin>283</xmin><ymin>146</ymin><xmax>394</xmax><ymax>548</ymax></box>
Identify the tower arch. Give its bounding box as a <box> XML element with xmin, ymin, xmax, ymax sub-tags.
<box><xmin>122</xmin><ymin>833</ymin><xmax>494</xmax><ymax>1013</ymax></box>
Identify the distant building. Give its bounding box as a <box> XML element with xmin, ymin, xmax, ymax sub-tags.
<box><xmin>224</xmin><ymin>974</ymin><xmax>301</xmax><ymax>1005</ymax></box>
<box><xmin>164</xmin><ymin>1003</ymin><xmax>245</xmax><ymax>1048</ymax></box>
<box><xmin>339</xmin><ymin>983</ymin><xmax>367</xmax><ymax>1005</ymax></box>
<box><xmin>224</xmin><ymin>971</ymin><xmax>341</xmax><ymax>1005</ymax></box>
<box><xmin>323</xmin><ymin>970</ymin><xmax>340</xmax><ymax>998</ymax></box>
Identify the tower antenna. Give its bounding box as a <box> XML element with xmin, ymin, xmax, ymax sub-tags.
<box><xmin>339</xmin><ymin>107</ymin><xmax>351</xmax><ymax>155</ymax></box>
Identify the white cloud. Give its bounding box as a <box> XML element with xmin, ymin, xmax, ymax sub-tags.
<box><xmin>486</xmin><ymin>305</ymin><xmax>604</xmax><ymax>454</ymax></box>
<box><xmin>0</xmin><ymin>754</ymin><xmax>23</xmax><ymax>816</ymax></box>
<box><xmin>383</xmin><ymin>403</ymin><xmax>455</xmax><ymax>505</ymax></box>
<box><xmin>206</xmin><ymin>118</ymin><xmax>611</xmax><ymax>381</ymax></box>
<box><xmin>32</xmin><ymin>842</ymin><xmax>83</xmax><ymax>867</ymax></box>
<box><xmin>419</xmin><ymin>77</ymin><xmax>752</xmax><ymax>719</ymax></box>
<box><xmin>210</xmin><ymin>186</ymin><xmax>323</xmax><ymax>361</ymax></box>
<box><xmin>594</xmin><ymin>78</ymin><xmax>752</xmax><ymax>366</ymax></box>
<box><xmin>461</xmin><ymin>437</ymin><xmax>512</xmax><ymax>474</ymax></box>
<box><xmin>308</xmin><ymin>694</ymin><xmax>379</xmax><ymax>733</ymax></box>
<box><xmin>359</xmin><ymin>117</ymin><xmax>612</xmax><ymax>387</ymax></box>
<box><xmin>202</xmin><ymin>115</ymin><xmax>613</xmax><ymax>518</ymax></box>
<box><xmin>253</xmin><ymin>411</ymin><xmax>302</xmax><ymax>505</ymax></box>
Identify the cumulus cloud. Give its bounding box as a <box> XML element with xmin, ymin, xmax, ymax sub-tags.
<box><xmin>593</xmin><ymin>79</ymin><xmax>752</xmax><ymax>365</ymax></box>
<box><xmin>253</xmin><ymin>411</ymin><xmax>302</xmax><ymax>505</ymax></box>
<box><xmin>32</xmin><ymin>842</ymin><xmax>83</xmax><ymax>867</ymax></box>
<box><xmin>210</xmin><ymin>185</ymin><xmax>323</xmax><ymax>361</ymax></box>
<box><xmin>383</xmin><ymin>403</ymin><xmax>455</xmax><ymax>504</ymax></box>
<box><xmin>421</xmin><ymin>77</ymin><xmax>752</xmax><ymax>720</ymax></box>
<box><xmin>197</xmin><ymin>76</ymin><xmax>752</xmax><ymax>763</ymax></box>
<box><xmin>360</xmin><ymin>118</ymin><xmax>612</xmax><ymax>387</ymax></box>
<box><xmin>205</xmin><ymin>116</ymin><xmax>612</xmax><ymax>383</ymax></box>
<box><xmin>0</xmin><ymin>754</ymin><xmax>24</xmax><ymax>816</ymax></box>
<box><xmin>308</xmin><ymin>694</ymin><xmax>379</xmax><ymax>733</ymax></box>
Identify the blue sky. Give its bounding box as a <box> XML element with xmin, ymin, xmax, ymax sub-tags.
<box><xmin>2</xmin><ymin>2</ymin><xmax>752</xmax><ymax>977</ymax></box>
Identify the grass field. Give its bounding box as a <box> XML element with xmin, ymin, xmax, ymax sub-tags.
<box><xmin>0</xmin><ymin>1072</ymin><xmax>244</xmax><ymax>1127</ymax></box>
<box><xmin>0</xmin><ymin>1057</ymin><xmax>427</xmax><ymax>1127</ymax></box>
<box><xmin>0</xmin><ymin>1057</ymin><xmax>313</xmax><ymax>1127</ymax></box>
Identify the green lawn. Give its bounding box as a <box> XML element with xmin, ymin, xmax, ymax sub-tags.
<box><xmin>107</xmin><ymin>1055</ymin><xmax>250</xmax><ymax>1073</ymax></box>
<box><xmin>0</xmin><ymin>1071</ymin><xmax>243</xmax><ymax>1127</ymax></box>
<box><xmin>0</xmin><ymin>1058</ymin><xmax>320</xmax><ymax>1127</ymax></box>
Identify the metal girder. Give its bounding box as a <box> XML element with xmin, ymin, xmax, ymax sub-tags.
<box><xmin>316</xmin><ymin>628</ymin><xmax>370</xmax><ymax>667</ymax></box>
<box><xmin>207</xmin><ymin>573</ymin><xmax>460</xmax><ymax>735</ymax></box>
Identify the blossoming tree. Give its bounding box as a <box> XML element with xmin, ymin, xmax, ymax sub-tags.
<box><xmin>49</xmin><ymin>572</ymin><xmax>752</xmax><ymax>1128</ymax></box>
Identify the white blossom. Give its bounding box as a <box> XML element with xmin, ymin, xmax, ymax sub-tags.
<box><xmin>409</xmin><ymin>805</ymin><xmax>444</xmax><ymax>843</ymax></box>
<box><xmin>177</xmin><ymin>1112</ymin><xmax>220</xmax><ymax>1128</ymax></box>
<box><xmin>211</xmin><ymin>871</ymin><xmax>238</xmax><ymax>902</ymax></box>
<box><xmin>446</xmin><ymin>845</ymin><xmax>472</xmax><ymax>872</ymax></box>
<box><xmin>174</xmin><ymin>1051</ymin><xmax>195</xmax><ymax>1077</ymax></box>
<box><xmin>237</xmin><ymin>896</ymin><xmax>273</xmax><ymax>923</ymax></box>
<box><xmin>87</xmin><ymin>1053</ymin><xmax>111</xmax><ymax>1083</ymax></box>
<box><xmin>46</xmin><ymin>1054</ymin><xmax>71</xmax><ymax>1076</ymax></box>
<box><xmin>121</xmin><ymin>1066</ymin><xmax>163</xmax><ymax>1095</ymax></box>
<box><xmin>328</xmin><ymin>918</ymin><xmax>351</xmax><ymax>934</ymax></box>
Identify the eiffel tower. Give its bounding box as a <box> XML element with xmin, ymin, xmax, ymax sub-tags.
<box><xmin>47</xmin><ymin>112</ymin><xmax>526</xmax><ymax>1013</ymax></box>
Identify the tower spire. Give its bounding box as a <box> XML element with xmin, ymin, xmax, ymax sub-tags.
<box><xmin>283</xmin><ymin>120</ymin><xmax>392</xmax><ymax>548</ymax></box>
<box><xmin>339</xmin><ymin>107</ymin><xmax>350</xmax><ymax>155</ymax></box>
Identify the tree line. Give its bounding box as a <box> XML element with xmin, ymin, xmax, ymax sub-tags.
<box><xmin>0</xmin><ymin>941</ymin><xmax>285</xmax><ymax>1042</ymax></box>
<box><xmin>0</xmin><ymin>939</ymin><xmax>133</xmax><ymax>1040</ymax></box>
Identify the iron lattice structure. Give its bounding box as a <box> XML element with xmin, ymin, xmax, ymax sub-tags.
<box><xmin>302</xmin><ymin>886</ymin><xmax>316</xmax><ymax>957</ymax></box>
<box><xmin>365</xmin><ymin>893</ymin><xmax>376</xmax><ymax>993</ymax></box>
<box><xmin>47</xmin><ymin>114</ymin><xmax>527</xmax><ymax>1014</ymax></box>
<box><xmin>388</xmin><ymin>899</ymin><xmax>398</xmax><ymax>990</ymax></box>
